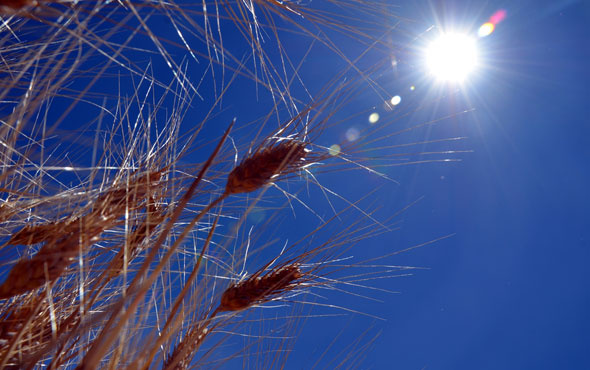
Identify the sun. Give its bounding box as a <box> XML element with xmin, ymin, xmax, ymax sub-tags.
<box><xmin>425</xmin><ymin>32</ymin><xmax>478</xmax><ymax>82</ymax></box>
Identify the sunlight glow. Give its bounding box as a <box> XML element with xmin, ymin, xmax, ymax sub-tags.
<box><xmin>426</xmin><ymin>33</ymin><xmax>478</xmax><ymax>82</ymax></box>
<box><xmin>390</xmin><ymin>95</ymin><xmax>401</xmax><ymax>106</ymax></box>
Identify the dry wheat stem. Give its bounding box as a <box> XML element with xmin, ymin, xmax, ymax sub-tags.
<box><xmin>0</xmin><ymin>295</ymin><xmax>43</xmax><ymax>368</ymax></box>
<box><xmin>78</xmin><ymin>199</ymin><xmax>166</xmax><ymax>325</ymax></box>
<box><xmin>163</xmin><ymin>317</ymin><xmax>218</xmax><ymax>370</ymax></box>
<box><xmin>136</xmin><ymin>213</ymin><xmax>221</xmax><ymax>370</ymax></box>
<box><xmin>78</xmin><ymin>120</ymin><xmax>234</xmax><ymax>370</ymax></box>
<box><xmin>132</xmin><ymin>137</ymin><xmax>312</xmax><ymax>368</ymax></box>
<box><xmin>145</xmin><ymin>135</ymin><xmax>316</xmax><ymax>368</ymax></box>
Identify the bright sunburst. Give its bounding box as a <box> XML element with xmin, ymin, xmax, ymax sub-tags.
<box><xmin>425</xmin><ymin>33</ymin><xmax>478</xmax><ymax>82</ymax></box>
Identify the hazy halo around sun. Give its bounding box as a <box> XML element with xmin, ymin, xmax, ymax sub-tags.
<box><xmin>425</xmin><ymin>32</ymin><xmax>478</xmax><ymax>82</ymax></box>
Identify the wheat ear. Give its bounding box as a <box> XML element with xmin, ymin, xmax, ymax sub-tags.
<box><xmin>219</xmin><ymin>264</ymin><xmax>303</xmax><ymax>312</ymax></box>
<box><xmin>0</xmin><ymin>0</ymin><xmax>34</xmax><ymax>11</ymax></box>
<box><xmin>225</xmin><ymin>139</ymin><xmax>308</xmax><ymax>195</ymax></box>
<box><xmin>162</xmin><ymin>263</ymin><xmax>304</xmax><ymax>370</ymax></box>
<box><xmin>0</xmin><ymin>169</ymin><xmax>163</xmax><ymax>299</ymax></box>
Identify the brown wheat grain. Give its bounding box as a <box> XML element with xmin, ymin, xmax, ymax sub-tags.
<box><xmin>219</xmin><ymin>264</ymin><xmax>303</xmax><ymax>312</ymax></box>
<box><xmin>225</xmin><ymin>139</ymin><xmax>307</xmax><ymax>195</ymax></box>
<box><xmin>0</xmin><ymin>0</ymin><xmax>34</xmax><ymax>11</ymax></box>
<box><xmin>162</xmin><ymin>263</ymin><xmax>305</xmax><ymax>370</ymax></box>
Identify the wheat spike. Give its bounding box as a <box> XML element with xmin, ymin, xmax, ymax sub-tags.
<box><xmin>0</xmin><ymin>170</ymin><xmax>163</xmax><ymax>299</ymax></box>
<box><xmin>219</xmin><ymin>264</ymin><xmax>303</xmax><ymax>312</ymax></box>
<box><xmin>225</xmin><ymin>140</ymin><xmax>307</xmax><ymax>195</ymax></box>
<box><xmin>0</xmin><ymin>0</ymin><xmax>34</xmax><ymax>11</ymax></box>
<box><xmin>0</xmin><ymin>215</ymin><xmax>116</xmax><ymax>299</ymax></box>
<box><xmin>8</xmin><ymin>222</ymin><xmax>59</xmax><ymax>246</ymax></box>
<box><xmin>163</xmin><ymin>264</ymin><xmax>303</xmax><ymax>370</ymax></box>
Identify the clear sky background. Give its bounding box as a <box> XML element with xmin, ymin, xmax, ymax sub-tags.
<box><xmin>280</xmin><ymin>0</ymin><xmax>590</xmax><ymax>369</ymax></box>
<box><xmin>143</xmin><ymin>0</ymin><xmax>588</xmax><ymax>368</ymax></box>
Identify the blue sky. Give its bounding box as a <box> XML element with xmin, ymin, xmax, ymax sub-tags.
<box><xmin>101</xmin><ymin>1</ymin><xmax>588</xmax><ymax>368</ymax></box>
<box><xmin>275</xmin><ymin>0</ymin><xmax>590</xmax><ymax>369</ymax></box>
<box><xmin>344</xmin><ymin>1</ymin><xmax>588</xmax><ymax>369</ymax></box>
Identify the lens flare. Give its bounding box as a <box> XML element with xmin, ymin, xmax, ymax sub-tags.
<box><xmin>328</xmin><ymin>144</ymin><xmax>341</xmax><ymax>156</ymax></box>
<box><xmin>368</xmin><ymin>112</ymin><xmax>380</xmax><ymax>124</ymax></box>
<box><xmin>478</xmin><ymin>22</ymin><xmax>495</xmax><ymax>37</ymax></box>
<box><xmin>390</xmin><ymin>95</ymin><xmax>401</xmax><ymax>106</ymax></box>
<box><xmin>345</xmin><ymin>128</ymin><xmax>360</xmax><ymax>142</ymax></box>
<box><xmin>478</xmin><ymin>9</ymin><xmax>506</xmax><ymax>38</ymax></box>
<box><xmin>490</xmin><ymin>9</ymin><xmax>507</xmax><ymax>25</ymax></box>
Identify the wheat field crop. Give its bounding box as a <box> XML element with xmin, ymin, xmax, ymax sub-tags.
<box><xmin>0</xmin><ymin>1</ymin><xmax>466</xmax><ymax>368</ymax></box>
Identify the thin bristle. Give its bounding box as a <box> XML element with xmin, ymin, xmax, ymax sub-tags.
<box><xmin>107</xmin><ymin>201</ymin><xmax>166</xmax><ymax>278</ymax></box>
<box><xmin>219</xmin><ymin>265</ymin><xmax>303</xmax><ymax>312</ymax></box>
<box><xmin>0</xmin><ymin>170</ymin><xmax>163</xmax><ymax>299</ymax></box>
<box><xmin>225</xmin><ymin>140</ymin><xmax>307</xmax><ymax>195</ymax></box>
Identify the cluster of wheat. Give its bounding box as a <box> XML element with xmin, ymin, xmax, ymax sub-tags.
<box><xmin>0</xmin><ymin>1</ymin><xmax>462</xmax><ymax>368</ymax></box>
